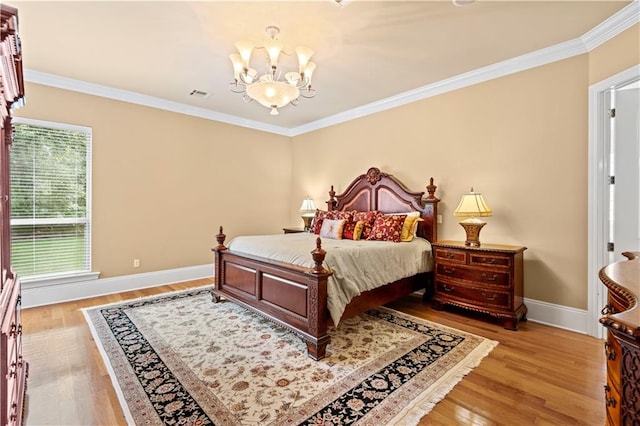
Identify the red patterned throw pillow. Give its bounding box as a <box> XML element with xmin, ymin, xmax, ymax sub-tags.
<box><xmin>367</xmin><ymin>214</ymin><xmax>407</xmax><ymax>242</ymax></box>
<box><xmin>312</xmin><ymin>210</ymin><xmax>353</xmax><ymax>235</ymax></box>
<box><xmin>312</xmin><ymin>211</ymin><xmax>328</xmax><ymax>235</ymax></box>
<box><xmin>352</xmin><ymin>211</ymin><xmax>379</xmax><ymax>240</ymax></box>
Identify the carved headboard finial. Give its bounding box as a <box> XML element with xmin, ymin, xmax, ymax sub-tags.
<box><xmin>366</xmin><ymin>167</ymin><xmax>385</xmax><ymax>185</ymax></box>
<box><xmin>327</xmin><ymin>185</ymin><xmax>338</xmax><ymax>211</ymax></box>
<box><xmin>426</xmin><ymin>177</ymin><xmax>438</xmax><ymax>200</ymax></box>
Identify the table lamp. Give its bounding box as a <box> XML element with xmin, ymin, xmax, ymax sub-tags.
<box><xmin>453</xmin><ymin>188</ymin><xmax>492</xmax><ymax>246</ymax></box>
<box><xmin>299</xmin><ymin>197</ymin><xmax>317</xmax><ymax>231</ymax></box>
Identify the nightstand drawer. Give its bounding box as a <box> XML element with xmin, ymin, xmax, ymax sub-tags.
<box><xmin>431</xmin><ymin>240</ymin><xmax>526</xmax><ymax>330</ymax></box>
<box><xmin>604</xmin><ymin>333</ymin><xmax>621</xmax><ymax>393</ymax></box>
<box><xmin>435</xmin><ymin>280</ymin><xmax>511</xmax><ymax>309</ymax></box>
<box><xmin>604</xmin><ymin>376</ymin><xmax>620</xmax><ymax>426</ymax></box>
<box><xmin>434</xmin><ymin>248</ymin><xmax>466</xmax><ymax>264</ymax></box>
<box><xmin>469</xmin><ymin>252</ymin><xmax>512</xmax><ymax>269</ymax></box>
<box><xmin>436</xmin><ymin>263</ymin><xmax>510</xmax><ymax>286</ymax></box>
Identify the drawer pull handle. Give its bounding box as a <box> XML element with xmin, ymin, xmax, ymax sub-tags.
<box><xmin>444</xmin><ymin>253</ymin><xmax>455</xmax><ymax>259</ymax></box>
<box><xmin>601</xmin><ymin>304</ymin><xmax>615</xmax><ymax>315</ymax></box>
<box><xmin>482</xmin><ymin>257</ymin><xmax>495</xmax><ymax>264</ymax></box>
<box><xmin>9</xmin><ymin>362</ymin><xmax>16</xmax><ymax>378</ymax></box>
<box><xmin>481</xmin><ymin>292</ymin><xmax>497</xmax><ymax>301</ymax></box>
<box><xmin>443</xmin><ymin>267</ymin><xmax>455</xmax><ymax>274</ymax></box>
<box><xmin>10</xmin><ymin>403</ymin><xmax>17</xmax><ymax>421</ymax></box>
<box><xmin>482</xmin><ymin>273</ymin><xmax>498</xmax><ymax>281</ymax></box>
<box><xmin>9</xmin><ymin>323</ymin><xmax>16</xmax><ymax>337</ymax></box>
<box><xmin>443</xmin><ymin>284</ymin><xmax>455</xmax><ymax>292</ymax></box>
<box><xmin>604</xmin><ymin>385</ymin><xmax>617</xmax><ymax>407</ymax></box>
<box><xmin>604</xmin><ymin>342</ymin><xmax>617</xmax><ymax>360</ymax></box>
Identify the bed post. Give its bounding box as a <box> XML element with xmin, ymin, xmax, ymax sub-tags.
<box><xmin>211</xmin><ymin>226</ymin><xmax>227</xmax><ymax>303</ymax></box>
<box><xmin>422</xmin><ymin>178</ymin><xmax>440</xmax><ymax>243</ymax></box>
<box><xmin>327</xmin><ymin>185</ymin><xmax>337</xmax><ymax>211</ymax></box>
<box><xmin>309</xmin><ymin>237</ymin><xmax>330</xmax><ymax>275</ymax></box>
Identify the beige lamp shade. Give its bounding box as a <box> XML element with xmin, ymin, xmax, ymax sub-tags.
<box><xmin>453</xmin><ymin>188</ymin><xmax>492</xmax><ymax>246</ymax></box>
<box><xmin>453</xmin><ymin>189</ymin><xmax>492</xmax><ymax>218</ymax></box>
<box><xmin>299</xmin><ymin>197</ymin><xmax>317</xmax><ymax>214</ymax></box>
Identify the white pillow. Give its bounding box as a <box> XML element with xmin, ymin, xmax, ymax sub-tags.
<box><xmin>319</xmin><ymin>219</ymin><xmax>346</xmax><ymax>240</ymax></box>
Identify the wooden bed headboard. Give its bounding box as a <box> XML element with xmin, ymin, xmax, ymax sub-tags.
<box><xmin>326</xmin><ymin>167</ymin><xmax>440</xmax><ymax>242</ymax></box>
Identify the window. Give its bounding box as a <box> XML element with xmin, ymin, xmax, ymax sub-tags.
<box><xmin>10</xmin><ymin>118</ymin><xmax>92</xmax><ymax>280</ymax></box>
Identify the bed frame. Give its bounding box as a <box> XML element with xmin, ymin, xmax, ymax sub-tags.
<box><xmin>212</xmin><ymin>167</ymin><xmax>440</xmax><ymax>360</ymax></box>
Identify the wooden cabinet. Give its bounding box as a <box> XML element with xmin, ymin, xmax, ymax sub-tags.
<box><xmin>0</xmin><ymin>5</ymin><xmax>27</xmax><ymax>425</ymax></box>
<box><xmin>599</xmin><ymin>252</ymin><xmax>640</xmax><ymax>426</ymax></box>
<box><xmin>431</xmin><ymin>240</ymin><xmax>527</xmax><ymax>330</ymax></box>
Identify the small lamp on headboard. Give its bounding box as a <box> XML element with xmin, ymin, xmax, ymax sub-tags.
<box><xmin>299</xmin><ymin>197</ymin><xmax>317</xmax><ymax>231</ymax></box>
<box><xmin>453</xmin><ymin>188</ymin><xmax>492</xmax><ymax>247</ymax></box>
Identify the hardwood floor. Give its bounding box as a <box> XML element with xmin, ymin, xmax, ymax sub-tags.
<box><xmin>21</xmin><ymin>279</ymin><xmax>606</xmax><ymax>425</ymax></box>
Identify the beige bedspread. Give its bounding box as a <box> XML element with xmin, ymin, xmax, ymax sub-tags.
<box><xmin>227</xmin><ymin>233</ymin><xmax>433</xmax><ymax>326</ymax></box>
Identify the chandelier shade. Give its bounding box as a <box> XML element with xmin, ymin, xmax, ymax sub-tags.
<box><xmin>229</xmin><ymin>26</ymin><xmax>317</xmax><ymax>116</ymax></box>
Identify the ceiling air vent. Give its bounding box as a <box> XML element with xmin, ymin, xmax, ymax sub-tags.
<box><xmin>189</xmin><ymin>89</ymin><xmax>210</xmax><ymax>98</ymax></box>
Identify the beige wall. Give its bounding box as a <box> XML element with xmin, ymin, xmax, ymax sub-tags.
<box><xmin>16</xmin><ymin>83</ymin><xmax>292</xmax><ymax>278</ymax></box>
<box><xmin>14</xmin><ymin>22</ymin><xmax>639</xmax><ymax>308</ymax></box>
<box><xmin>291</xmin><ymin>23</ymin><xmax>639</xmax><ymax>310</ymax></box>
<box><xmin>589</xmin><ymin>24</ymin><xmax>640</xmax><ymax>84</ymax></box>
<box><xmin>292</xmin><ymin>55</ymin><xmax>591</xmax><ymax>308</ymax></box>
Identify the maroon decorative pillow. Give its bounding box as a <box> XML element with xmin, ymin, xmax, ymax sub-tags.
<box><xmin>342</xmin><ymin>219</ymin><xmax>358</xmax><ymax>240</ymax></box>
<box><xmin>331</xmin><ymin>210</ymin><xmax>354</xmax><ymax>222</ymax></box>
<box><xmin>312</xmin><ymin>210</ymin><xmax>353</xmax><ymax>235</ymax></box>
<box><xmin>312</xmin><ymin>210</ymin><xmax>328</xmax><ymax>235</ymax></box>
<box><xmin>367</xmin><ymin>214</ymin><xmax>407</xmax><ymax>242</ymax></box>
<box><xmin>343</xmin><ymin>220</ymin><xmax>365</xmax><ymax>240</ymax></box>
<box><xmin>352</xmin><ymin>211</ymin><xmax>379</xmax><ymax>240</ymax></box>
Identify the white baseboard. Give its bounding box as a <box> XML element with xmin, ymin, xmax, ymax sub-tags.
<box><xmin>21</xmin><ymin>264</ymin><xmax>214</xmax><ymax>309</ymax></box>
<box><xmin>22</xmin><ymin>268</ymin><xmax>592</xmax><ymax>335</ymax></box>
<box><xmin>524</xmin><ymin>297</ymin><xmax>591</xmax><ymax>335</ymax></box>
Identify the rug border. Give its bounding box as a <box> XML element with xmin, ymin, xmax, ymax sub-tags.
<box><xmin>388</xmin><ymin>337</ymin><xmax>498</xmax><ymax>425</ymax></box>
<box><xmin>81</xmin><ymin>286</ymin><xmax>212</xmax><ymax>426</ymax></box>
<box><xmin>82</xmin><ymin>307</ymin><xmax>136</xmax><ymax>426</ymax></box>
<box><xmin>82</xmin><ymin>287</ymin><xmax>499</xmax><ymax>426</ymax></box>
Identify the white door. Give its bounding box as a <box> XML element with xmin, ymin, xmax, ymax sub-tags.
<box><xmin>612</xmin><ymin>84</ymin><xmax>640</xmax><ymax>260</ymax></box>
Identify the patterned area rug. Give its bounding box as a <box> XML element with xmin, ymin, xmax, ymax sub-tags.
<box><xmin>83</xmin><ymin>288</ymin><xmax>497</xmax><ymax>425</ymax></box>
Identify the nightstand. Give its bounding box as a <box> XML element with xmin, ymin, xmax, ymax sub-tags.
<box><xmin>283</xmin><ymin>227</ymin><xmax>306</xmax><ymax>234</ymax></box>
<box><xmin>431</xmin><ymin>240</ymin><xmax>527</xmax><ymax>330</ymax></box>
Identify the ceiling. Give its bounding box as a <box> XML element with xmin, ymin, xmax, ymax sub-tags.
<box><xmin>8</xmin><ymin>1</ymin><xmax>634</xmax><ymax>134</ymax></box>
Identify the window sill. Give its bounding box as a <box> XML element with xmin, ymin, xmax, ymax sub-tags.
<box><xmin>20</xmin><ymin>271</ymin><xmax>101</xmax><ymax>289</ymax></box>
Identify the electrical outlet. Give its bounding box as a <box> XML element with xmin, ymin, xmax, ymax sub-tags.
<box><xmin>437</xmin><ymin>215</ymin><xmax>443</xmax><ymax>224</ymax></box>
<box><xmin>133</xmin><ymin>259</ymin><xmax>140</xmax><ymax>268</ymax></box>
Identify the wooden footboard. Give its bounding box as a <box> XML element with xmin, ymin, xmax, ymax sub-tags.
<box><xmin>212</xmin><ymin>227</ymin><xmax>334</xmax><ymax>360</ymax></box>
<box><xmin>211</xmin><ymin>168</ymin><xmax>440</xmax><ymax>361</ymax></box>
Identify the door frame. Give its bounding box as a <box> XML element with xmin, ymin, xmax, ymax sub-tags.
<box><xmin>587</xmin><ymin>64</ymin><xmax>640</xmax><ymax>338</ymax></box>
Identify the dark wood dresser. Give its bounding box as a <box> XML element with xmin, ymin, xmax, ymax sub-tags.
<box><xmin>0</xmin><ymin>5</ymin><xmax>27</xmax><ymax>425</ymax></box>
<box><xmin>599</xmin><ymin>252</ymin><xmax>640</xmax><ymax>426</ymax></box>
<box><xmin>431</xmin><ymin>240</ymin><xmax>527</xmax><ymax>330</ymax></box>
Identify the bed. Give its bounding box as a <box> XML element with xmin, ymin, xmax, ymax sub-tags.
<box><xmin>212</xmin><ymin>167</ymin><xmax>440</xmax><ymax>360</ymax></box>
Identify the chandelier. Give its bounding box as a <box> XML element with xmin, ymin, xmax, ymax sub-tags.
<box><xmin>229</xmin><ymin>26</ymin><xmax>317</xmax><ymax>116</ymax></box>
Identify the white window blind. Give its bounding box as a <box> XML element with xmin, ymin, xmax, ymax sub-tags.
<box><xmin>10</xmin><ymin>118</ymin><xmax>92</xmax><ymax>279</ymax></box>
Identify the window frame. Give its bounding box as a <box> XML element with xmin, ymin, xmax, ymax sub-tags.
<box><xmin>11</xmin><ymin>117</ymin><xmax>98</xmax><ymax>286</ymax></box>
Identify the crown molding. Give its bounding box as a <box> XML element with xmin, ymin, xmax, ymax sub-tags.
<box><xmin>582</xmin><ymin>0</ymin><xmax>640</xmax><ymax>51</ymax></box>
<box><xmin>24</xmin><ymin>2</ymin><xmax>638</xmax><ymax>137</ymax></box>
<box><xmin>23</xmin><ymin>70</ymin><xmax>293</xmax><ymax>137</ymax></box>
<box><xmin>290</xmin><ymin>37</ymin><xmax>588</xmax><ymax>136</ymax></box>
